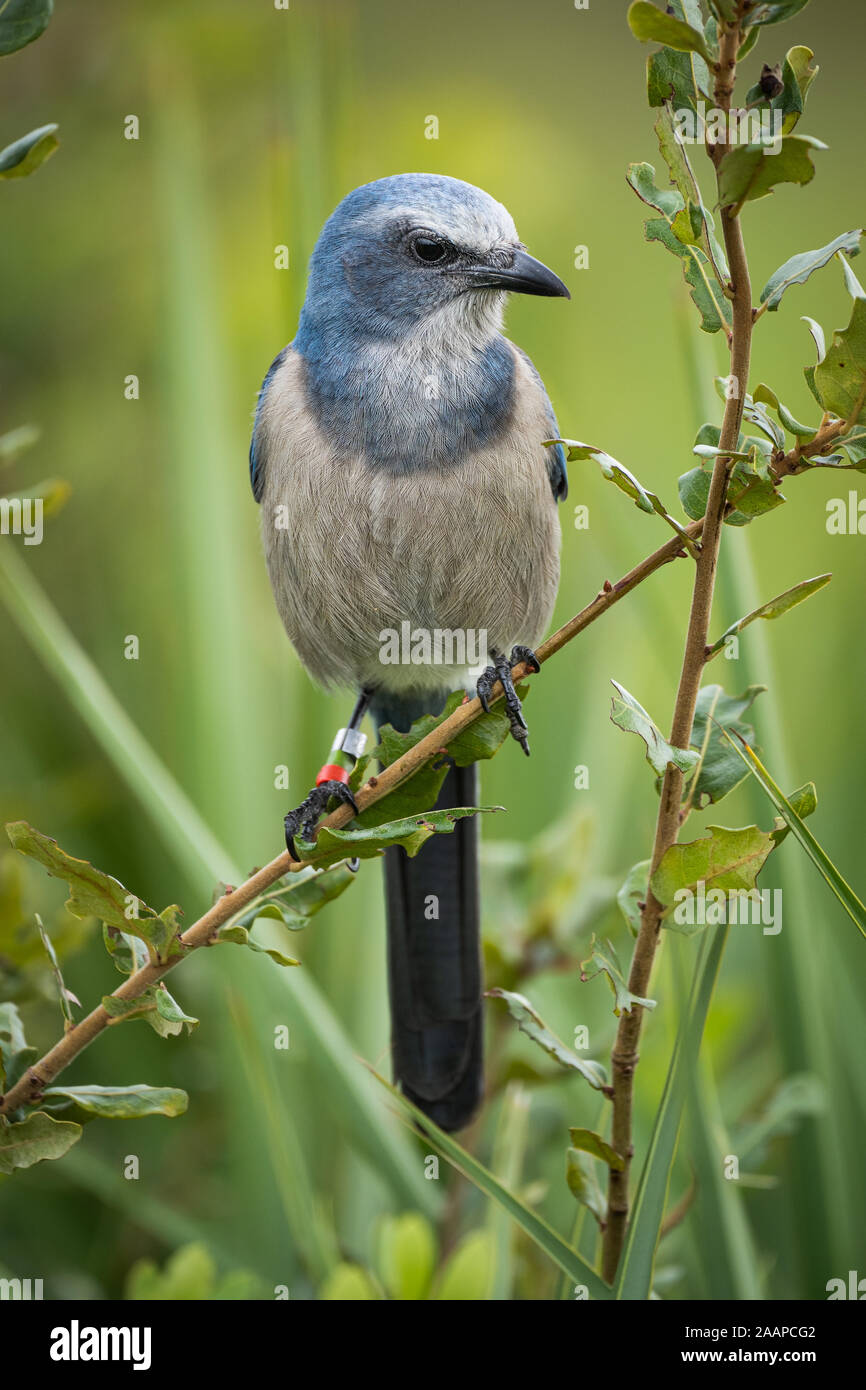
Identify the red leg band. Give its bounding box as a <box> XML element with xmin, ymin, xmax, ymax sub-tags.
<box><xmin>316</xmin><ymin>763</ymin><xmax>351</xmax><ymax>787</ymax></box>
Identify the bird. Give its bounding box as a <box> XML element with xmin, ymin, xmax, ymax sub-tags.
<box><xmin>250</xmin><ymin>173</ymin><xmax>569</xmax><ymax>1131</ymax></box>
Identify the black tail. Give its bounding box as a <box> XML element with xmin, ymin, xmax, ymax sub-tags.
<box><xmin>374</xmin><ymin>693</ymin><xmax>483</xmax><ymax>1132</ymax></box>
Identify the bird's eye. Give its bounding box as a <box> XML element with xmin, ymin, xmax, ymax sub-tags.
<box><xmin>410</xmin><ymin>235</ymin><xmax>450</xmax><ymax>265</ymax></box>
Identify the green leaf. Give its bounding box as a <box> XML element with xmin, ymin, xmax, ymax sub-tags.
<box><xmin>566</xmin><ymin>1149</ymin><xmax>608</xmax><ymax>1230</ymax></box>
<box><xmin>569</xmin><ymin>1127</ymin><xmax>625</xmax><ymax>1171</ymax></box>
<box><xmin>486</xmin><ymin>988</ymin><xmax>608</xmax><ymax>1091</ymax></box>
<box><xmin>36</xmin><ymin>914</ymin><xmax>78</xmax><ymax>1028</ymax></box>
<box><xmin>706</xmin><ymin>575</ymin><xmax>831</xmax><ymax>658</ymax></box>
<box><xmin>213</xmin><ymin>921</ymin><xmax>300</xmax><ymax>967</ymax></box>
<box><xmin>370</xmin><ymin>1067</ymin><xmax>613</xmax><ymax>1298</ymax></box>
<box><xmin>5</xmin><ymin>821</ymin><xmax>183</xmax><ymax>964</ymax></box>
<box><xmin>319</xmin><ymin>1263</ymin><xmax>380</xmax><ymax>1301</ymax></box>
<box><xmin>785</xmin><ymin>44</ymin><xmax>819</xmax><ymax>108</ymax></box>
<box><xmin>102</xmin><ymin>981</ymin><xmax>199</xmax><ymax>1037</ymax></box>
<box><xmin>647</xmin><ymin>1</ymin><xmax>711</xmax><ymax>112</ymax></box>
<box><xmin>6</xmin><ymin>820</ymin><xmax>146</xmax><ymax>927</ymax></box>
<box><xmin>627</xmin><ymin>1</ymin><xmax>713</xmax><ymax>64</ymax></box>
<box><xmin>559</xmin><ymin>439</ymin><xmax>653</xmax><ymax>512</ymax></box>
<box><xmin>0</xmin><ymin>1000</ymin><xmax>28</xmax><ymax>1092</ymax></box>
<box><xmin>617</xmin><ymin>859</ymin><xmax>651</xmax><ymax>938</ymax></box>
<box><xmin>434</xmin><ymin>1230</ymin><xmax>495</xmax><ymax>1301</ymax></box>
<box><xmin>0</xmin><ymin>123</ymin><xmax>58</xmax><ymax>178</ymax></box>
<box><xmin>556</xmin><ymin>437</ymin><xmax>698</xmax><ymax>550</ymax></box>
<box><xmin>814</xmin><ymin>296</ymin><xmax>866</xmax><ymax>427</ymax></box>
<box><xmin>743</xmin><ymin>0</ymin><xmax>811</xmax><ymax>28</ymax></box>
<box><xmin>643</xmin><ymin>216</ymin><xmax>732</xmax><ymax>335</ymax></box>
<box><xmin>801</xmin><ymin>314</ymin><xmax>826</xmax><ymax>408</ymax></box>
<box><xmin>580</xmin><ymin>936</ymin><xmax>656</xmax><ymax>1016</ymax></box>
<box><xmin>614</xmin><ymin>926</ymin><xmax>728</xmax><ymax>1299</ymax></box>
<box><xmin>225</xmin><ymin>863</ymin><xmax>356</xmax><ymax>937</ymax></box>
<box><xmin>377</xmin><ymin>1213</ymin><xmax>436</xmax><ymax>1300</ymax></box>
<box><xmin>652</xmin><ymin>825</ymin><xmax>776</xmax><ymax>921</ymax></box>
<box><xmin>350</xmin><ymin>691</ymin><xmax>521</xmax><ymax>830</ymax></box>
<box><xmin>770</xmin><ymin>782</ymin><xmax>817</xmax><ymax>846</ymax></box>
<box><xmin>151</xmin><ymin>986</ymin><xmax>199</xmax><ymax>1037</ymax></box>
<box><xmin>831</xmin><ymin>428</ymin><xmax>866</xmax><ymax>470</ymax></box>
<box><xmin>718</xmin><ymin>134</ymin><xmax>826</xmax><ymax>210</ymax></box>
<box><xmin>685</xmin><ymin>683</ymin><xmax>766</xmax><ymax>806</ymax></box>
<box><xmin>759</xmin><ymin>230</ymin><xmax>862</xmax><ymax>313</ymax></box>
<box><xmin>752</xmin><ymin>382</ymin><xmax>816</xmax><ymax>438</ymax></box>
<box><xmin>0</xmin><ymin>1110</ymin><xmax>81</xmax><ymax>1174</ymax></box>
<box><xmin>652</xmin><ymin>104</ymin><xmax>729</xmax><ymax>281</ymax></box>
<box><xmin>0</xmin><ymin>0</ymin><xmax>53</xmax><ymax>56</ymax></box>
<box><xmin>610</xmin><ymin>680</ymin><xmax>700</xmax><ymax>778</ymax></box>
<box><xmin>717</xmin><ymin>733</ymin><xmax>866</xmax><ymax>941</ymax></box>
<box><xmin>43</xmin><ymin>1084</ymin><xmax>188</xmax><ymax>1119</ymax></box>
<box><xmin>373</xmin><ymin>687</ymin><xmax>520</xmax><ymax>773</ymax></box>
<box><xmin>742</xmin><ymin>395</ymin><xmax>785</xmax><ymax>448</ymax></box>
<box><xmin>679</xmin><ymin>465</ymin><xmax>711</xmax><ymax>521</ymax></box>
<box><xmin>300</xmin><ymin>806</ymin><xmax>500</xmax><ymax>870</ymax></box>
<box><xmin>679</xmin><ymin>459</ymin><xmax>785</xmax><ymax>526</ymax></box>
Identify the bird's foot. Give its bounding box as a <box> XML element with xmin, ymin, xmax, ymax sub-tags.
<box><xmin>284</xmin><ymin>780</ymin><xmax>358</xmax><ymax>859</ymax></box>
<box><xmin>476</xmin><ymin>645</ymin><xmax>540</xmax><ymax>757</ymax></box>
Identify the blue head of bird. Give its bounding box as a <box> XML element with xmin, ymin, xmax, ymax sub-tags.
<box><xmin>291</xmin><ymin>173</ymin><xmax>569</xmax><ymax>470</ymax></box>
<box><xmin>296</xmin><ymin>172</ymin><xmax>569</xmax><ymax>350</ymax></box>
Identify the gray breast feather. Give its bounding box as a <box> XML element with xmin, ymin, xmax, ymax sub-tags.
<box><xmin>256</xmin><ymin>345</ymin><xmax>561</xmax><ymax>695</ymax></box>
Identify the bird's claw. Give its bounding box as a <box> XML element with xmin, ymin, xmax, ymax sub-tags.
<box><xmin>475</xmin><ymin>645</ymin><xmax>540</xmax><ymax>757</ymax></box>
<box><xmin>284</xmin><ymin>780</ymin><xmax>358</xmax><ymax>858</ymax></box>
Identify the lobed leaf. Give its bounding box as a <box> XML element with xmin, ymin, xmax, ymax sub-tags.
<box><xmin>610</xmin><ymin>680</ymin><xmax>700</xmax><ymax>779</ymax></box>
<box><xmin>486</xmin><ymin>988</ymin><xmax>608</xmax><ymax>1091</ymax></box>
<box><xmin>580</xmin><ymin>936</ymin><xmax>656</xmax><ymax>1017</ymax></box>
<box><xmin>717</xmin><ymin>134</ymin><xmax>826</xmax><ymax>210</ymax></box>
<box><xmin>627</xmin><ymin>1</ymin><xmax>713</xmax><ymax>64</ymax></box>
<box><xmin>0</xmin><ymin>1110</ymin><xmax>81</xmax><ymax>1174</ymax></box>
<box><xmin>299</xmin><ymin>806</ymin><xmax>501</xmax><ymax>870</ymax></box>
<box><xmin>685</xmin><ymin>683</ymin><xmax>766</xmax><ymax>806</ymax></box>
<box><xmin>566</xmin><ymin>1149</ymin><xmax>608</xmax><ymax>1229</ymax></box>
<box><xmin>616</xmin><ymin>859</ymin><xmax>651</xmax><ymax>938</ymax></box>
<box><xmin>759</xmin><ymin>229</ymin><xmax>862</xmax><ymax>313</ymax></box>
<box><xmin>43</xmin><ymin>1083</ymin><xmax>188</xmax><ymax>1120</ymax></box>
<box><xmin>652</xmin><ymin>824</ymin><xmax>776</xmax><ymax>916</ymax></box>
<box><xmin>569</xmin><ymin>1127</ymin><xmax>625</xmax><ymax>1171</ymax></box>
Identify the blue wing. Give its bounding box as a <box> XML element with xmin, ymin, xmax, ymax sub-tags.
<box><xmin>513</xmin><ymin>345</ymin><xmax>568</xmax><ymax>503</ymax></box>
<box><xmin>249</xmin><ymin>347</ymin><xmax>288</xmax><ymax>503</ymax></box>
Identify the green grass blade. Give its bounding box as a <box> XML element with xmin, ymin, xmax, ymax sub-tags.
<box><xmin>686</xmin><ymin>1057</ymin><xmax>763</xmax><ymax>1299</ymax></box>
<box><xmin>368</xmin><ymin>1066</ymin><xmax>613</xmax><ymax>1300</ymax></box>
<box><xmin>226</xmin><ymin>990</ymin><xmax>338</xmax><ymax>1284</ymax></box>
<box><xmin>719</xmin><ymin>728</ymin><xmax>866</xmax><ymax>941</ymax></box>
<box><xmin>0</xmin><ymin>545</ymin><xmax>235</xmax><ymax>891</ymax></box>
<box><xmin>615</xmin><ymin>925</ymin><xmax>729</xmax><ymax>1300</ymax></box>
<box><xmin>487</xmin><ymin>1082</ymin><xmax>531</xmax><ymax>1300</ymax></box>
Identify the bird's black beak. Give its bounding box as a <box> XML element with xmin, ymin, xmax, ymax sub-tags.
<box><xmin>459</xmin><ymin>247</ymin><xmax>570</xmax><ymax>299</ymax></box>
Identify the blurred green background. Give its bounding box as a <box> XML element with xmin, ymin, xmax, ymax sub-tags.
<box><xmin>1</xmin><ymin>0</ymin><xmax>864</xmax><ymax>1300</ymax></box>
